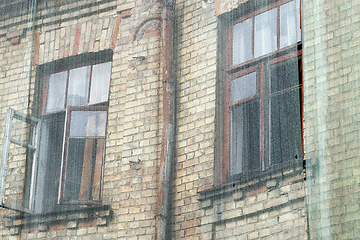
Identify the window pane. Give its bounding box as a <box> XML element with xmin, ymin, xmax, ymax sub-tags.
<box><xmin>270</xmin><ymin>89</ymin><xmax>302</xmax><ymax>165</ymax></box>
<box><xmin>35</xmin><ymin>113</ymin><xmax>65</xmax><ymax>213</ymax></box>
<box><xmin>233</xmin><ymin>18</ymin><xmax>253</xmax><ymax>65</ymax></box>
<box><xmin>254</xmin><ymin>8</ymin><xmax>277</xmax><ymax>58</ymax></box>
<box><xmin>231</xmin><ymin>71</ymin><xmax>257</xmax><ymax>103</ymax></box>
<box><xmin>63</xmin><ymin>138</ymin><xmax>85</xmax><ymax>201</ymax></box>
<box><xmin>67</xmin><ymin>66</ymin><xmax>90</xmax><ymax>107</ymax></box>
<box><xmin>89</xmin><ymin>62</ymin><xmax>112</xmax><ymax>105</ymax></box>
<box><xmin>280</xmin><ymin>0</ymin><xmax>297</xmax><ymax>48</ymax></box>
<box><xmin>270</xmin><ymin>58</ymin><xmax>299</xmax><ymax>93</ymax></box>
<box><xmin>63</xmin><ymin>138</ymin><xmax>104</xmax><ymax>201</ymax></box>
<box><xmin>69</xmin><ymin>110</ymin><xmax>107</xmax><ymax>137</ymax></box>
<box><xmin>296</xmin><ymin>0</ymin><xmax>301</xmax><ymax>42</ymax></box>
<box><xmin>230</xmin><ymin>100</ymin><xmax>260</xmax><ymax>176</ymax></box>
<box><xmin>46</xmin><ymin>71</ymin><xmax>67</xmax><ymax>112</ymax></box>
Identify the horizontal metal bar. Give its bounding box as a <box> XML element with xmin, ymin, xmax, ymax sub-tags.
<box><xmin>0</xmin><ymin>203</ymin><xmax>33</xmax><ymax>214</ymax></box>
<box><xmin>10</xmin><ymin>138</ymin><xmax>36</xmax><ymax>150</ymax></box>
<box><xmin>12</xmin><ymin>109</ymin><xmax>40</xmax><ymax>124</ymax></box>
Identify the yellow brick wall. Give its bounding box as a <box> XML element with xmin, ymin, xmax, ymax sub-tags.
<box><xmin>172</xmin><ymin>0</ymin><xmax>308</xmax><ymax>239</ymax></box>
<box><xmin>0</xmin><ymin>0</ymin><xmax>162</xmax><ymax>239</ymax></box>
<box><xmin>172</xmin><ymin>0</ymin><xmax>218</xmax><ymax>237</ymax></box>
<box><xmin>302</xmin><ymin>0</ymin><xmax>360</xmax><ymax>238</ymax></box>
<box><xmin>5</xmin><ymin>0</ymin><xmax>360</xmax><ymax>239</ymax></box>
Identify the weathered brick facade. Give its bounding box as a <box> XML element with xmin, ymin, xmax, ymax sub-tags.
<box><xmin>0</xmin><ymin>0</ymin><xmax>359</xmax><ymax>239</ymax></box>
<box><xmin>302</xmin><ymin>0</ymin><xmax>360</xmax><ymax>238</ymax></box>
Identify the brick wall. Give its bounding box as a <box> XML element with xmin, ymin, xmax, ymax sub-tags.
<box><xmin>172</xmin><ymin>0</ymin><xmax>308</xmax><ymax>239</ymax></box>
<box><xmin>172</xmin><ymin>0</ymin><xmax>218</xmax><ymax>238</ymax></box>
<box><xmin>0</xmin><ymin>0</ymin><xmax>163</xmax><ymax>239</ymax></box>
<box><xmin>198</xmin><ymin>165</ymin><xmax>307</xmax><ymax>240</ymax></box>
<box><xmin>302</xmin><ymin>0</ymin><xmax>360</xmax><ymax>238</ymax></box>
<box><xmin>4</xmin><ymin>0</ymin><xmax>354</xmax><ymax>239</ymax></box>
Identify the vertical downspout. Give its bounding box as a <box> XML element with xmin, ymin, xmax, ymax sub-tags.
<box><xmin>156</xmin><ymin>0</ymin><xmax>175</xmax><ymax>239</ymax></box>
<box><xmin>27</xmin><ymin>0</ymin><xmax>38</xmax><ymax>115</ymax></box>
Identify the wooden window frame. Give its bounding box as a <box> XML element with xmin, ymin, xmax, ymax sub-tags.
<box><xmin>223</xmin><ymin>0</ymin><xmax>303</xmax><ymax>183</ymax></box>
<box><xmin>36</xmin><ymin>57</ymin><xmax>112</xmax><ymax>211</ymax></box>
<box><xmin>59</xmin><ymin>106</ymin><xmax>108</xmax><ymax>205</ymax></box>
<box><xmin>41</xmin><ymin>61</ymin><xmax>111</xmax><ymax>115</ymax></box>
<box><xmin>41</xmin><ymin>60</ymin><xmax>111</xmax><ymax>207</ymax></box>
<box><xmin>0</xmin><ymin>51</ymin><xmax>112</xmax><ymax>214</ymax></box>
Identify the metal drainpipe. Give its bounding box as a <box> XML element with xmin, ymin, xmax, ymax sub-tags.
<box><xmin>156</xmin><ymin>0</ymin><xmax>175</xmax><ymax>239</ymax></box>
<box><xmin>27</xmin><ymin>0</ymin><xmax>38</xmax><ymax>114</ymax></box>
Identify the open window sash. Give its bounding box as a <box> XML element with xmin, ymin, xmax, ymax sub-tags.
<box><xmin>0</xmin><ymin>108</ymin><xmax>41</xmax><ymax>214</ymax></box>
<box><xmin>58</xmin><ymin>106</ymin><xmax>107</xmax><ymax>205</ymax></box>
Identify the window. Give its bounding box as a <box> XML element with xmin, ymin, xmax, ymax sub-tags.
<box><xmin>223</xmin><ymin>0</ymin><xmax>302</xmax><ymax>182</ymax></box>
<box><xmin>0</xmin><ymin>51</ymin><xmax>112</xmax><ymax>213</ymax></box>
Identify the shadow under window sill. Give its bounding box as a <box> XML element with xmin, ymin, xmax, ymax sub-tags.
<box><xmin>3</xmin><ymin>205</ymin><xmax>112</xmax><ymax>235</ymax></box>
<box><xmin>197</xmin><ymin>161</ymin><xmax>305</xmax><ymax>203</ymax></box>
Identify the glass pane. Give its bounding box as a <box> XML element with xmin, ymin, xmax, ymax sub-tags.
<box><xmin>280</xmin><ymin>0</ymin><xmax>297</xmax><ymax>48</ymax></box>
<box><xmin>233</xmin><ymin>18</ymin><xmax>253</xmax><ymax>65</ymax></box>
<box><xmin>46</xmin><ymin>71</ymin><xmax>67</xmax><ymax>112</ymax></box>
<box><xmin>254</xmin><ymin>8</ymin><xmax>277</xmax><ymax>58</ymax></box>
<box><xmin>230</xmin><ymin>100</ymin><xmax>260</xmax><ymax>176</ymax></box>
<box><xmin>231</xmin><ymin>71</ymin><xmax>257</xmax><ymax>103</ymax></box>
<box><xmin>270</xmin><ymin>88</ymin><xmax>302</xmax><ymax>165</ymax></box>
<box><xmin>296</xmin><ymin>0</ymin><xmax>301</xmax><ymax>42</ymax></box>
<box><xmin>270</xmin><ymin>58</ymin><xmax>299</xmax><ymax>93</ymax></box>
<box><xmin>35</xmin><ymin>113</ymin><xmax>64</xmax><ymax>213</ymax></box>
<box><xmin>63</xmin><ymin>138</ymin><xmax>85</xmax><ymax>201</ymax></box>
<box><xmin>67</xmin><ymin>66</ymin><xmax>90</xmax><ymax>107</ymax></box>
<box><xmin>69</xmin><ymin>110</ymin><xmax>107</xmax><ymax>137</ymax></box>
<box><xmin>63</xmin><ymin>138</ymin><xmax>104</xmax><ymax>201</ymax></box>
<box><xmin>89</xmin><ymin>62</ymin><xmax>112</xmax><ymax>104</ymax></box>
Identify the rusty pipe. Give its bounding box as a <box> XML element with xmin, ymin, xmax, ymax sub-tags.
<box><xmin>156</xmin><ymin>0</ymin><xmax>175</xmax><ymax>239</ymax></box>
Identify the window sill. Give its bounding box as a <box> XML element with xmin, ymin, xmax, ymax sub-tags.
<box><xmin>3</xmin><ymin>205</ymin><xmax>112</xmax><ymax>235</ymax></box>
<box><xmin>198</xmin><ymin>161</ymin><xmax>304</xmax><ymax>202</ymax></box>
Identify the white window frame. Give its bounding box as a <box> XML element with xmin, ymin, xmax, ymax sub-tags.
<box><xmin>0</xmin><ymin>108</ymin><xmax>41</xmax><ymax>213</ymax></box>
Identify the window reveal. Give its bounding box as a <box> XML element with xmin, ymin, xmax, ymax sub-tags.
<box><xmin>224</xmin><ymin>0</ymin><xmax>302</xmax><ymax>182</ymax></box>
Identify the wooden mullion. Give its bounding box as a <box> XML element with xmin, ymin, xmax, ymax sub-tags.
<box><xmin>41</xmin><ymin>75</ymin><xmax>50</xmax><ymax>115</ymax></box>
<box><xmin>222</xmin><ymin>71</ymin><xmax>231</xmax><ymax>182</ymax></box>
<box><xmin>79</xmin><ymin>138</ymin><xmax>94</xmax><ymax>201</ymax></box>
<box><xmin>87</xmin><ymin>65</ymin><xmax>93</xmax><ymax>104</ymax></box>
<box><xmin>92</xmin><ymin>139</ymin><xmax>104</xmax><ymax>201</ymax></box>
<box><xmin>64</xmin><ymin>70</ymin><xmax>70</xmax><ymax>108</ymax></box>
<box><xmin>227</xmin><ymin>21</ymin><xmax>233</xmax><ymax>69</ymax></box>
